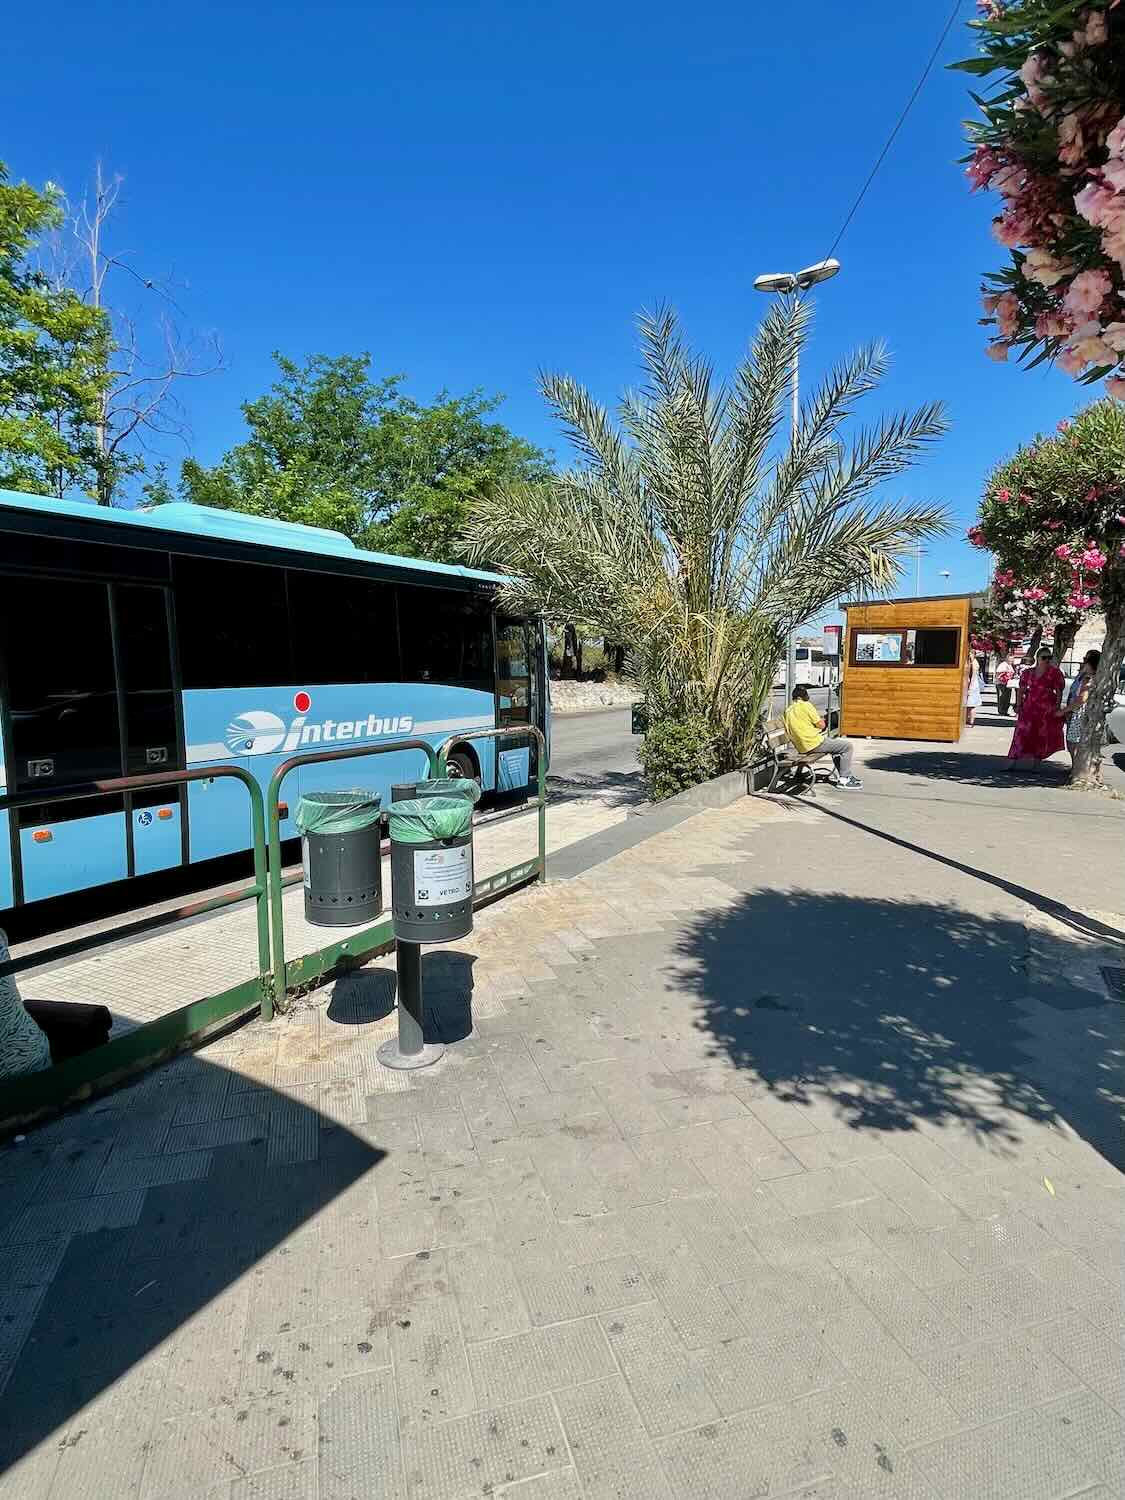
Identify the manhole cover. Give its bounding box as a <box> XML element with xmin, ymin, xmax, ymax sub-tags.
<box><xmin>1100</xmin><ymin>966</ymin><xmax>1125</xmax><ymax>1001</ymax></box>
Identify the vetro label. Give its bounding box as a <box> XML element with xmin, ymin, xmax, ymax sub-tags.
<box><xmin>413</xmin><ymin>844</ymin><xmax>473</xmax><ymax>907</ymax></box>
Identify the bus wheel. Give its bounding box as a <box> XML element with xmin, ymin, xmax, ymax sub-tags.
<box><xmin>445</xmin><ymin>750</ymin><xmax>480</xmax><ymax>785</ymax></box>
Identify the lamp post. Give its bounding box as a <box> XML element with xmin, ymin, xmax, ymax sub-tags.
<box><xmin>753</xmin><ymin>258</ymin><xmax>841</xmax><ymax>703</ymax></box>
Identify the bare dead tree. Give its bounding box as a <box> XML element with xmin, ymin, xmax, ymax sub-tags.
<box><xmin>49</xmin><ymin>162</ymin><xmax>223</xmax><ymax>505</ymax></box>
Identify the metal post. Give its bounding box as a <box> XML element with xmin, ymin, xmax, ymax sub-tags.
<box><xmin>377</xmin><ymin>939</ymin><xmax>445</xmax><ymax>1070</ymax></box>
<box><xmin>785</xmin><ymin>335</ymin><xmax>800</xmax><ymax>703</ymax></box>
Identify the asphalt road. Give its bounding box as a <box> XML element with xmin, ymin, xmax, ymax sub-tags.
<box><xmin>547</xmin><ymin>685</ymin><xmax>833</xmax><ymax>802</ymax></box>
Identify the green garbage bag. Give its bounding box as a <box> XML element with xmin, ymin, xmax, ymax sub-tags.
<box><xmin>414</xmin><ymin>777</ymin><xmax>482</xmax><ymax>805</ymax></box>
<box><xmin>386</xmin><ymin>795</ymin><xmax>474</xmax><ymax>844</ymax></box>
<box><xmin>295</xmin><ymin>789</ymin><xmax>382</xmax><ymax>835</ymax></box>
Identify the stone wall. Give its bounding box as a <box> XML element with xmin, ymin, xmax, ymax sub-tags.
<box><xmin>548</xmin><ymin>678</ymin><xmax>641</xmax><ymax>712</ymax></box>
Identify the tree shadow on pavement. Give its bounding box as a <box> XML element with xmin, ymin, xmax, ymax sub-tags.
<box><xmin>547</xmin><ymin>769</ymin><xmax>647</xmax><ymax>808</ymax></box>
<box><xmin>862</xmin><ymin>747</ymin><xmax>1072</xmax><ymax>789</ymax></box>
<box><xmin>0</xmin><ymin>1051</ymin><xmax>385</xmax><ymax>1480</ymax></box>
<box><xmin>674</xmin><ymin>887</ymin><xmax>1124</xmax><ymax>1168</ymax></box>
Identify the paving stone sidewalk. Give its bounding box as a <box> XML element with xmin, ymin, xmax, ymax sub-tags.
<box><xmin>2</xmin><ymin>743</ymin><xmax>1124</xmax><ymax>1500</ymax></box>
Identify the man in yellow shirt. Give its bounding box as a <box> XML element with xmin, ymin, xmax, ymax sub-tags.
<box><xmin>782</xmin><ymin>686</ymin><xmax>862</xmax><ymax>788</ymax></box>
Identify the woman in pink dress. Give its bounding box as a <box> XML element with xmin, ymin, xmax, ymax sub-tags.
<box><xmin>1005</xmin><ymin>646</ymin><xmax>1065</xmax><ymax>769</ymax></box>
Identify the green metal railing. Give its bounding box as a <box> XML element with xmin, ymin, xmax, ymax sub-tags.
<box><xmin>2</xmin><ymin>726</ymin><xmax>550</xmax><ymax>1124</ymax></box>
<box><xmin>0</xmin><ymin>765</ymin><xmax>272</xmax><ymax>1127</ymax></box>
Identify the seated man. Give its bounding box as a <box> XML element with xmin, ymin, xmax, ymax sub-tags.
<box><xmin>782</xmin><ymin>686</ymin><xmax>863</xmax><ymax>788</ymax></box>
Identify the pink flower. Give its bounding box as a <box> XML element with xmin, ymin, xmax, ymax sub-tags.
<box><xmin>1035</xmin><ymin>310</ymin><xmax>1072</xmax><ymax>338</ymax></box>
<box><xmin>996</xmin><ymin>488</ymin><xmax>1011</xmax><ymax>502</ymax></box>
<box><xmin>1083</xmin><ymin>9</ymin><xmax>1107</xmax><ymax>46</ymax></box>
<box><xmin>1103</xmin><ymin>159</ymin><xmax>1125</xmax><ymax>193</ymax></box>
<box><xmin>994</xmin><ymin>568</ymin><xmax>1016</xmax><ymax>588</ymax></box>
<box><xmin>1103</xmin><ymin>323</ymin><xmax>1125</xmax><ymax>354</ymax></box>
<box><xmin>967</xmin><ymin>147</ymin><xmax>1001</xmax><ymax>191</ymax></box>
<box><xmin>1063</xmin><ymin>268</ymin><xmax>1112</xmax><ymax>317</ymax></box>
<box><xmin>1023</xmin><ymin>248</ymin><xmax>1073</xmax><ymax>288</ymax></box>
<box><xmin>1079</xmin><ymin>545</ymin><xmax>1107</xmax><ymax>571</ymax></box>
<box><xmin>1108</xmin><ymin>117</ymin><xmax>1125</xmax><ymax>158</ymax></box>
<box><xmin>1058</xmin><ymin>112</ymin><xmax>1086</xmax><ymax>169</ymax></box>
<box><xmin>995</xmin><ymin>293</ymin><xmax>1020</xmax><ymax>337</ymax></box>
<box><xmin>1067</xmin><ymin>591</ymin><xmax>1097</xmax><ymax>610</ymax></box>
<box><xmin>1045</xmin><ymin>520</ymin><xmax>1063</xmax><ymax>530</ymax></box>
<box><xmin>1020</xmin><ymin>492</ymin><xmax>1034</xmax><ymax>503</ymax></box>
<box><xmin>1075</xmin><ymin>181</ymin><xmax>1121</xmax><ymax>230</ymax></box>
<box><xmin>1107</xmin><ymin>375</ymin><xmax>1125</xmax><ymax>401</ymax></box>
<box><xmin>966</xmin><ymin>526</ymin><xmax>987</xmax><ymax>547</ymax></box>
<box><xmin>1056</xmin><ymin>419</ymin><xmax>1071</xmax><ymax>432</ymax></box>
<box><xmin>1054</xmin><ymin>543</ymin><xmax>1073</xmax><ymax>560</ymax></box>
<box><xmin>1059</xmin><ymin>345</ymin><xmax>1089</xmax><ymax>375</ymax></box>
<box><xmin>1021</xmin><ymin>587</ymin><xmax>1048</xmax><ymax>601</ymax></box>
<box><xmin>993</xmin><ymin>213</ymin><xmax>1028</xmax><ymax>248</ymax></box>
<box><xmin>986</xmin><ymin>340</ymin><xmax>1011</xmax><ymax>362</ymax></box>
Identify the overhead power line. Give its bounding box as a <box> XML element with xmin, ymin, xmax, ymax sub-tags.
<box><xmin>824</xmin><ymin>0</ymin><xmax>964</xmax><ymax>263</ymax></box>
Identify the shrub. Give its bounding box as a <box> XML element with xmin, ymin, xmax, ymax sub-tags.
<box><xmin>638</xmin><ymin>715</ymin><xmax>719</xmax><ymax>801</ymax></box>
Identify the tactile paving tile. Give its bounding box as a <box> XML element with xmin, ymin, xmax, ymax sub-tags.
<box><xmin>467</xmin><ymin>1318</ymin><xmax>615</xmax><ymax>1406</ymax></box>
<box><xmin>319</xmin><ymin>1369</ymin><xmax>404</xmax><ymax>1500</ymax></box>
<box><xmin>912</xmin><ymin>1405</ymin><xmax>1098</xmax><ymax>1499</ymax></box>
<box><xmin>388</xmin><ymin>1294</ymin><xmax>473</xmax><ymax>1423</ymax></box>
<box><xmin>230</xmin><ymin>1458</ymin><xmax>317</xmax><ymax>1500</ymax></box>
<box><xmin>0</xmin><ymin>1189</ymin><xmax>146</xmax><ymax>1244</ymax></box>
<box><xmin>402</xmin><ymin>1394</ymin><xmax>567</xmax><ymax>1500</ymax></box>
<box><xmin>141</xmin><ymin>1392</ymin><xmax>314</xmax><ymax>1498</ymax></box>
<box><xmin>554</xmin><ymin>1376</ymin><xmax>674</xmax><ymax>1500</ymax></box>
<box><xmin>694</xmin><ymin>1325</ymin><xmax>846</xmax><ymax>1415</ymax></box>
<box><xmin>918</xmin><ymin>1332</ymin><xmax>1083</xmax><ymax>1422</ymax></box>
<box><xmin>517</xmin><ymin>1254</ymin><xmax>652</xmax><ymax>1324</ymax></box>
<box><xmin>600</xmin><ymin>1303</ymin><xmax>719</xmax><ymax>1436</ymax></box>
<box><xmin>96</xmin><ymin>1148</ymin><xmax>214</xmax><ymax>1194</ymax></box>
<box><xmin>6</xmin><ymin>1236</ymin><xmax>70</xmax><ymax>1288</ymax></box>
<box><xmin>447</xmin><ymin>1243</ymin><xmax>531</xmax><ymax>1343</ymax></box>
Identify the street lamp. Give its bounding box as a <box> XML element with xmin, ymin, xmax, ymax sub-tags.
<box><xmin>754</xmin><ymin>258</ymin><xmax>841</xmax><ymax>702</ymax></box>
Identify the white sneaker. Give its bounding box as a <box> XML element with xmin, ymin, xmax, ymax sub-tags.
<box><xmin>836</xmin><ymin>775</ymin><xmax>863</xmax><ymax>789</ymax></box>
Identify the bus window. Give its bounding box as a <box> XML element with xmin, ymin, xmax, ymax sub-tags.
<box><xmin>174</xmin><ymin>556</ymin><xmax>293</xmax><ymax>689</ymax></box>
<box><xmin>115</xmin><ymin>585</ymin><xmax>180</xmax><ymax>775</ymax></box>
<box><xmin>399</xmin><ymin>586</ymin><xmax>494</xmax><ymax>692</ymax></box>
<box><xmin>289</xmin><ymin>571</ymin><xmax>400</xmax><ymax>684</ymax></box>
<box><xmin>2</xmin><ymin>575</ymin><xmax>121</xmax><ymax>788</ymax></box>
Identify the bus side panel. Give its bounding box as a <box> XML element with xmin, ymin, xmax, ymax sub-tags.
<box><xmin>20</xmin><ymin>812</ymin><xmax>128</xmax><ymax>904</ymax></box>
<box><xmin>186</xmin><ymin>775</ymin><xmax>253</xmax><ymax>863</ymax></box>
<box><xmin>132</xmin><ymin>803</ymin><xmax>184</xmax><ymax>876</ymax></box>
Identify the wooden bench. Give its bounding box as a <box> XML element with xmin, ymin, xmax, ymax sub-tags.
<box><xmin>755</xmin><ymin>716</ymin><xmax>838</xmax><ymax>795</ymax></box>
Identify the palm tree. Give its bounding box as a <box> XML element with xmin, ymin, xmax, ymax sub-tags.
<box><xmin>463</xmin><ymin>300</ymin><xmax>951</xmax><ymax>775</ymax></box>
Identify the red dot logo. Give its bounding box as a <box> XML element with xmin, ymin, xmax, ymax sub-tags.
<box><xmin>293</xmin><ymin>691</ymin><xmax>311</xmax><ymax>713</ymax></box>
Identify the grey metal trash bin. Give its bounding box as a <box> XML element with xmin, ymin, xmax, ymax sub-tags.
<box><xmin>295</xmin><ymin>789</ymin><xmax>382</xmax><ymax>927</ymax></box>
<box><xmin>386</xmin><ymin>792</ymin><xmax>478</xmax><ymax>943</ymax></box>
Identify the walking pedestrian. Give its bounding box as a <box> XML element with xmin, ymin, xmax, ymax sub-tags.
<box><xmin>964</xmin><ymin>653</ymin><xmax>983</xmax><ymax>727</ymax></box>
<box><xmin>994</xmin><ymin>649</ymin><xmax>1018</xmax><ymax>717</ymax></box>
<box><xmin>1058</xmin><ymin>650</ymin><xmax>1101</xmax><ymax>772</ymax></box>
<box><xmin>1004</xmin><ymin>646</ymin><xmax>1065</xmax><ymax>770</ymax></box>
<box><xmin>783</xmin><ymin>686</ymin><xmax>863</xmax><ymax>788</ymax></box>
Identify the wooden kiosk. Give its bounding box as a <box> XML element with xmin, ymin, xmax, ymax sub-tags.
<box><xmin>840</xmin><ymin>594</ymin><xmax>972</xmax><ymax>743</ymax></box>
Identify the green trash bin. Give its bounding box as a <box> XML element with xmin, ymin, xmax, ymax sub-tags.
<box><xmin>295</xmin><ymin>790</ymin><xmax>382</xmax><ymax>927</ymax></box>
<box><xmin>386</xmin><ymin>794</ymin><xmax>476</xmax><ymax>943</ymax></box>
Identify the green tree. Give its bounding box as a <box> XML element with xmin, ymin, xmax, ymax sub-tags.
<box><xmin>0</xmin><ymin>162</ymin><xmax>107</xmax><ymax>498</ymax></box>
<box><xmin>181</xmin><ymin>352</ymin><xmax>550</xmax><ymax>560</ymax></box>
<box><xmin>462</xmin><ymin>303</ymin><xmax>950</xmax><ymax>793</ymax></box>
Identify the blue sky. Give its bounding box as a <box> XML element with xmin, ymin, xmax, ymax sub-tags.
<box><xmin>5</xmin><ymin>0</ymin><xmax>1086</xmax><ymax>604</ymax></box>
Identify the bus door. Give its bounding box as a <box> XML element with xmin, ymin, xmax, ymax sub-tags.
<box><xmin>495</xmin><ymin>617</ymin><xmax>543</xmax><ymax>791</ymax></box>
<box><xmin>1</xmin><ymin>576</ymin><xmax>183</xmax><ymax>905</ymax></box>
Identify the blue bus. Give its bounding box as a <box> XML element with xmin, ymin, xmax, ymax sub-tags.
<box><xmin>0</xmin><ymin>489</ymin><xmax>548</xmax><ymax>913</ymax></box>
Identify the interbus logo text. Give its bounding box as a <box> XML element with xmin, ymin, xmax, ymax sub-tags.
<box><xmin>224</xmin><ymin>701</ymin><xmax>415</xmax><ymax>757</ymax></box>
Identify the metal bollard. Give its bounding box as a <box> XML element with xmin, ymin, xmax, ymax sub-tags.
<box><xmin>376</xmin><ymin>939</ymin><xmax>445</xmax><ymax>1070</ymax></box>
